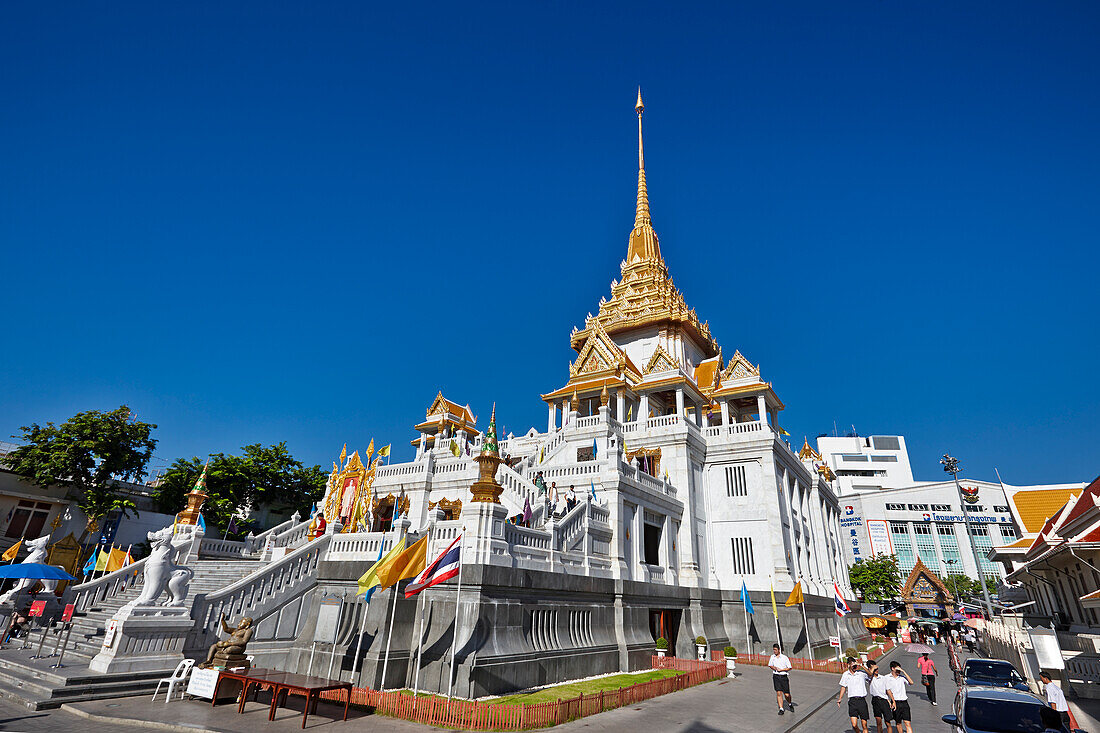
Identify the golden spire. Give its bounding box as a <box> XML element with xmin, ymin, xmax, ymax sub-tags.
<box><xmin>627</xmin><ymin>87</ymin><xmax>662</xmax><ymax>265</ymax></box>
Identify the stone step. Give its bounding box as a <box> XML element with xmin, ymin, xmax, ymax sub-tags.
<box><xmin>0</xmin><ymin>653</ymin><xmax>168</xmax><ymax>710</ymax></box>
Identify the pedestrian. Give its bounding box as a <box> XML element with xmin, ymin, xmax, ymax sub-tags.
<box><xmin>768</xmin><ymin>643</ymin><xmax>793</xmax><ymax>715</ymax></box>
<box><xmin>837</xmin><ymin>657</ymin><xmax>871</xmax><ymax>733</ymax></box>
<box><xmin>549</xmin><ymin>482</ymin><xmax>559</xmax><ymax>515</ymax></box>
<box><xmin>950</xmin><ymin>627</ymin><xmax>959</xmax><ymax>642</ymax></box>
<box><xmin>918</xmin><ymin>652</ymin><xmax>938</xmax><ymax>706</ymax></box>
<box><xmin>1039</xmin><ymin>672</ymin><xmax>1072</xmax><ymax>730</ymax></box>
<box><xmin>867</xmin><ymin>660</ymin><xmax>892</xmax><ymax>733</ymax></box>
<box><xmin>886</xmin><ymin>661</ymin><xmax>913</xmax><ymax>733</ymax></box>
<box><xmin>566</xmin><ymin>485</ymin><xmax>577</xmax><ymax>512</ymax></box>
<box><xmin>964</xmin><ymin>630</ymin><xmax>975</xmax><ymax>653</ymax></box>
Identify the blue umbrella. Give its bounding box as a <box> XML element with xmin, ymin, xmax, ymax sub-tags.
<box><xmin>0</xmin><ymin>563</ymin><xmax>76</xmax><ymax>581</ymax></box>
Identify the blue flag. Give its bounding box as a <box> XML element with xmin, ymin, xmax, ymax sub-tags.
<box><xmin>590</xmin><ymin>480</ymin><xmax>598</xmax><ymax>502</ymax></box>
<box><xmin>82</xmin><ymin>551</ymin><xmax>98</xmax><ymax>576</ymax></box>
<box><xmin>592</xmin><ymin>438</ymin><xmax>598</xmax><ymax>458</ymax></box>
<box><xmin>741</xmin><ymin>580</ymin><xmax>754</xmax><ymax>615</ymax></box>
<box><xmin>362</xmin><ymin>542</ymin><xmax>386</xmax><ymax>604</ymax></box>
<box><xmin>197</xmin><ymin>514</ymin><xmax>207</xmax><ymax>533</ymax></box>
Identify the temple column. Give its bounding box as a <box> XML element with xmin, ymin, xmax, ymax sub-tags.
<box><xmin>547</xmin><ymin>402</ymin><xmax>556</xmax><ymax>433</ymax></box>
<box><xmin>639</xmin><ymin>393</ymin><xmax>649</xmax><ymax>425</ymax></box>
<box><xmin>719</xmin><ymin>400</ymin><xmax>729</xmax><ymax>426</ymax></box>
<box><xmin>695</xmin><ymin>400</ymin><xmax>704</xmax><ymax>427</ymax></box>
<box><xmin>675</xmin><ymin>388</ymin><xmax>685</xmax><ymax>418</ymax></box>
<box><xmin>756</xmin><ymin>395</ymin><xmax>767</xmax><ymax>425</ymax></box>
<box><xmin>617</xmin><ymin>389</ymin><xmax>626</xmax><ymax>423</ymax></box>
<box><xmin>562</xmin><ymin>399</ymin><xmax>570</xmax><ymax>425</ymax></box>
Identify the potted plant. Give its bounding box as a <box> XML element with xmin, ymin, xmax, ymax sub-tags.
<box><xmin>857</xmin><ymin>642</ymin><xmax>869</xmax><ymax>662</ymax></box>
<box><xmin>655</xmin><ymin>636</ymin><xmax>668</xmax><ymax>658</ymax></box>
<box><xmin>695</xmin><ymin>635</ymin><xmax>707</xmax><ymax>661</ymax></box>
<box><xmin>723</xmin><ymin>646</ymin><xmax>737</xmax><ymax>677</ymax></box>
<box><xmin>844</xmin><ymin>647</ymin><xmax>858</xmax><ymax>662</ymax></box>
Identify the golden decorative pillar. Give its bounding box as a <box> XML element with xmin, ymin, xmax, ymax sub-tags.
<box><xmin>177</xmin><ymin>462</ymin><xmax>209</xmax><ymax>526</ymax></box>
<box><xmin>470</xmin><ymin>404</ymin><xmax>504</xmax><ymax>503</ymax></box>
<box><xmin>600</xmin><ymin>384</ymin><xmax>610</xmax><ymax>407</ymax></box>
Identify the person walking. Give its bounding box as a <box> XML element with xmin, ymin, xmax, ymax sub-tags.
<box><xmin>867</xmin><ymin>660</ymin><xmax>892</xmax><ymax>733</ymax></box>
<box><xmin>768</xmin><ymin>643</ymin><xmax>794</xmax><ymax>715</ymax></box>
<box><xmin>1040</xmin><ymin>672</ymin><xmax>1073</xmax><ymax>729</ymax></box>
<box><xmin>838</xmin><ymin>657</ymin><xmax>871</xmax><ymax>733</ymax></box>
<box><xmin>918</xmin><ymin>652</ymin><xmax>938</xmax><ymax>706</ymax></box>
<box><xmin>886</xmin><ymin>660</ymin><xmax>914</xmax><ymax>733</ymax></box>
<box><xmin>566</xmin><ymin>485</ymin><xmax>577</xmax><ymax>512</ymax></box>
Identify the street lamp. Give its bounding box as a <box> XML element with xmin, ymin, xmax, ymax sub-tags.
<box><xmin>944</xmin><ymin>559</ymin><xmax>961</xmax><ymax>602</ymax></box>
<box><xmin>942</xmin><ymin>454</ymin><xmax>994</xmax><ymax>620</ymax></box>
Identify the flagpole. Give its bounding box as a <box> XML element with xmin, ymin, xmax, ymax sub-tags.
<box><xmin>410</xmin><ymin>526</ymin><xmax>433</xmax><ymax>701</ymax></box>
<box><xmin>798</xmin><ymin>579</ymin><xmax>810</xmax><ymax>657</ymax></box>
<box><xmin>447</xmin><ymin>535</ymin><xmax>464</xmax><ymax>699</ymax></box>
<box><xmin>350</xmin><ymin>594</ymin><xmax>369</xmax><ymax>684</ymax></box>
<box><xmin>379</xmin><ymin>527</ymin><xmax>403</xmax><ymax>691</ymax></box>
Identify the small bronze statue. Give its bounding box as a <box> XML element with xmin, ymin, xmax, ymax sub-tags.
<box><xmin>201</xmin><ymin>614</ymin><xmax>254</xmax><ymax>670</ymax></box>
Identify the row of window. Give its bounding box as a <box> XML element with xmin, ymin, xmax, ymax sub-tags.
<box><xmin>883</xmin><ymin>503</ymin><xmax>1011</xmax><ymax>513</ymax></box>
<box><xmin>889</xmin><ymin>520</ymin><xmax>1008</xmax><ymax>576</ymax></box>
<box><xmin>837</xmin><ymin>454</ymin><xmax>898</xmax><ymax>463</ymax></box>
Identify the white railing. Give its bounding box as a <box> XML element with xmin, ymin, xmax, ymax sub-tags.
<box><xmin>250</xmin><ymin>515</ymin><xmax>299</xmax><ymax>546</ymax></box>
<box><xmin>497</xmin><ymin>463</ymin><xmax>541</xmax><ymax>507</ymax></box>
<box><xmin>68</xmin><ymin>557</ymin><xmax>148</xmax><ymax>612</ymax></box>
<box><xmin>620</xmin><ymin>422</ymin><xmax>639</xmax><ymax>434</ymax></box>
<box><xmin>574</xmin><ymin>415</ymin><xmax>602</xmax><ymax>429</ymax></box>
<box><xmin>542</xmin><ymin>461</ymin><xmax>601</xmax><ymax>481</ymax></box>
<box><xmin>325</xmin><ymin>531</ymin><xmax>402</xmax><ymax>561</ymax></box>
<box><xmin>704</xmin><ymin>420</ymin><xmax>765</xmax><ymax>438</ymax></box>
<box><xmin>619</xmin><ymin>461</ymin><xmax>676</xmax><ymax>497</ymax></box>
<box><xmin>505</xmin><ymin>523</ymin><xmax>551</xmax><ymax>550</ymax></box>
<box><xmin>185</xmin><ymin>534</ymin><xmax>330</xmax><ymax>653</ymax></box>
<box><xmin>435</xmin><ymin>458</ymin><xmax>476</xmax><ymax>475</ymax></box>
<box><xmin>271</xmin><ymin>518</ymin><xmax>313</xmax><ymax>550</ymax></box>
<box><xmin>376</xmin><ymin>462</ymin><xmax>428</xmax><ymax>479</ymax></box>
<box><xmin>641</xmin><ymin>564</ymin><xmax>666</xmax><ymax>583</ymax></box>
<box><xmin>198</xmin><ymin>538</ymin><xmax>247</xmax><ymax>559</ymax></box>
<box><xmin>646</xmin><ymin>415</ymin><xmax>681</xmax><ymax>430</ymax></box>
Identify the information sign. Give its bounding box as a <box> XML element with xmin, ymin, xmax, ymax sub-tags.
<box><xmin>186</xmin><ymin>668</ymin><xmax>220</xmax><ymax>699</ymax></box>
<box><xmin>61</xmin><ymin>603</ymin><xmax>75</xmax><ymax>622</ymax></box>
<box><xmin>102</xmin><ymin>619</ymin><xmax>118</xmax><ymax>650</ymax></box>
<box><xmin>865</xmin><ymin>520</ymin><xmax>893</xmax><ymax>557</ymax></box>
<box><xmin>314</xmin><ymin>597</ymin><xmax>343</xmax><ymax>643</ymax></box>
<box><xmin>1028</xmin><ymin>627</ymin><xmax>1064</xmax><ymax>670</ymax></box>
<box><xmin>829</xmin><ymin>636</ymin><xmax>841</xmax><ymax>648</ymax></box>
<box><xmin>28</xmin><ymin>600</ymin><xmax>46</xmax><ymax>618</ymax></box>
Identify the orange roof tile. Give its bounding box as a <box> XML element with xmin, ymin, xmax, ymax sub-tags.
<box><xmin>1011</xmin><ymin>488</ymin><xmax>1083</xmax><ymax>533</ymax></box>
<box><xmin>1060</xmin><ymin>476</ymin><xmax>1100</xmax><ymax>527</ymax></box>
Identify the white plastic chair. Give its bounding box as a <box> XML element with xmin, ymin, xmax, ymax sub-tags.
<box><xmin>152</xmin><ymin>658</ymin><xmax>195</xmax><ymax>703</ymax></box>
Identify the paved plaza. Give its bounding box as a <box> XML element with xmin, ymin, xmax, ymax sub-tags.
<box><xmin>1</xmin><ymin>645</ymin><xmax>1099</xmax><ymax>732</ymax></box>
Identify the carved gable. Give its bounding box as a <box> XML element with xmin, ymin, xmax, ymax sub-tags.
<box><xmin>643</xmin><ymin>344</ymin><xmax>680</xmax><ymax>375</ymax></box>
<box><xmin>720</xmin><ymin>350</ymin><xmax>760</xmax><ymax>381</ymax></box>
<box><xmin>569</xmin><ymin>321</ymin><xmax>630</xmax><ymax>378</ymax></box>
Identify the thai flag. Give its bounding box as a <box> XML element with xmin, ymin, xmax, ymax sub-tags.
<box><xmin>834</xmin><ymin>582</ymin><xmax>851</xmax><ymax>618</ymax></box>
<box><xmin>405</xmin><ymin>535</ymin><xmax>462</xmax><ymax>599</ymax></box>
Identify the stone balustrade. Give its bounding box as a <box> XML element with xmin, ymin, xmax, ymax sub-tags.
<box><xmin>69</xmin><ymin>557</ymin><xmax>149</xmax><ymax>612</ymax></box>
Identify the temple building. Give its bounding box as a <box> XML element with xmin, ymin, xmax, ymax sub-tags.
<box><xmin>366</xmin><ymin>89</ymin><xmax>850</xmax><ymax>600</ymax></box>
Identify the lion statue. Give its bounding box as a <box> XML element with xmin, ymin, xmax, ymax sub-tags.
<box><xmin>0</xmin><ymin>534</ymin><xmax>65</xmax><ymax>604</ymax></box>
<box><xmin>130</xmin><ymin>526</ymin><xmax>194</xmax><ymax>608</ymax></box>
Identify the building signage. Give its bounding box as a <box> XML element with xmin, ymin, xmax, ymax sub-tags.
<box><xmin>829</xmin><ymin>636</ymin><xmax>841</xmax><ymax>648</ymax></box>
<box><xmin>866</xmin><ymin>520</ymin><xmax>892</xmax><ymax>557</ymax></box>
<box><xmin>28</xmin><ymin>600</ymin><xmax>46</xmax><ymax>618</ymax></box>
<box><xmin>186</xmin><ymin>668</ymin><xmax>220</xmax><ymax>699</ymax></box>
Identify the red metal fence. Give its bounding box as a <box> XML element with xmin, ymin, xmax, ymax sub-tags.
<box><xmin>317</xmin><ymin>657</ymin><xmax>725</xmax><ymax>730</ymax></box>
<box><xmin>712</xmin><ymin>638</ymin><xmax>896</xmax><ymax>674</ymax></box>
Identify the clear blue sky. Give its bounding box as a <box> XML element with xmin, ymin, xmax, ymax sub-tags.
<box><xmin>2</xmin><ymin>2</ymin><xmax>1097</xmax><ymax>486</ymax></box>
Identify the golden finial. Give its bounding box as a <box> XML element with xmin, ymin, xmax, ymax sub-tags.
<box><xmin>571</xmin><ymin>384</ymin><xmax>579</xmax><ymax>408</ymax></box>
<box><xmin>600</xmin><ymin>383</ymin><xmax>610</xmax><ymax>407</ymax></box>
<box><xmin>635</xmin><ymin>86</ymin><xmax>644</xmax><ymax>115</ymax></box>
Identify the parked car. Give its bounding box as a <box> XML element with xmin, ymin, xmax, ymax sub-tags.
<box><xmin>962</xmin><ymin>658</ymin><xmax>1030</xmax><ymax>691</ymax></box>
<box><xmin>943</xmin><ymin>685</ymin><xmax>1087</xmax><ymax>733</ymax></box>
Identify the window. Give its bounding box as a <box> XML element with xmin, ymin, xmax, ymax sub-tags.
<box><xmin>913</xmin><ymin>525</ymin><xmax>940</xmax><ymax>574</ymax></box>
<box><xmin>931</xmin><ymin>504</ymin><xmax>951</xmax><ymax>512</ymax></box>
<box><xmin>731</xmin><ymin>537</ymin><xmax>755</xmax><ymax>575</ymax></box>
<box><xmin>913</xmin><ymin>525</ymin><xmax>932</xmax><ymax>535</ymax></box>
<box><xmin>885</xmin><ymin>503</ymin><xmax>905</xmax><ymax>511</ymax></box>
<box><xmin>907</xmin><ymin>504</ymin><xmax>930</xmax><ymax>511</ymax></box>
<box><xmin>872</xmin><ymin>436</ymin><xmax>901</xmax><ymax>450</ymax></box>
<box><xmin>871</xmin><ymin>455</ymin><xmax>898</xmax><ymax>463</ymax></box>
<box><xmin>643</xmin><ymin>524</ymin><xmax>662</xmax><ymax>565</ymax></box>
<box><xmin>968</xmin><ymin>525</ymin><xmax>998</xmax><ymax>574</ymax></box>
<box><xmin>725</xmin><ymin>465</ymin><xmax>748</xmax><ymax>497</ymax></box>
<box><xmin>999</xmin><ymin>525</ymin><xmax>1019</xmax><ymax>541</ymax></box>
<box><xmin>890</xmin><ymin>522</ymin><xmax>915</xmax><ymax>574</ymax></box>
<box><xmin>577</xmin><ymin>446</ymin><xmax>594</xmax><ymax>462</ymax></box>
<box><xmin>993</xmin><ymin>505</ymin><xmax>1010</xmax><ymax>513</ymax></box>
<box><xmin>4</xmin><ymin>501</ymin><xmax>52</xmax><ymax>539</ymax></box>
<box><xmin>963</xmin><ymin>504</ymin><xmax>986</xmax><ymax>512</ymax></box>
<box><xmin>839</xmin><ymin>454</ymin><xmax>869</xmax><ymax>462</ymax></box>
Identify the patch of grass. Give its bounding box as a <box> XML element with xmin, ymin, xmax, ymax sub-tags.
<box><xmin>485</xmin><ymin>669</ymin><xmax>681</xmax><ymax>706</ymax></box>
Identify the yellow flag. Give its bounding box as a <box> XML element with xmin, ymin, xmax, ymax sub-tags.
<box><xmin>94</xmin><ymin>549</ymin><xmax>111</xmax><ymax>572</ymax></box>
<box><xmin>450</xmin><ymin>439</ymin><xmax>460</xmax><ymax>457</ymax></box>
<box><xmin>105</xmin><ymin>548</ymin><xmax>128</xmax><ymax>573</ymax></box>
<box><xmin>785</xmin><ymin>582</ymin><xmax>804</xmax><ymax>607</ymax></box>
<box><xmin>358</xmin><ymin>538</ymin><xmax>406</xmax><ymax>596</ymax></box>
<box><xmin>1</xmin><ymin>540</ymin><xmax>21</xmax><ymax>562</ymax></box>
<box><xmin>770</xmin><ymin>580</ymin><xmax>779</xmax><ymax>618</ymax></box>
<box><xmin>375</xmin><ymin>536</ymin><xmax>428</xmax><ymax>589</ymax></box>
<box><xmin>378</xmin><ymin>444</ymin><xmax>391</xmax><ymax>458</ymax></box>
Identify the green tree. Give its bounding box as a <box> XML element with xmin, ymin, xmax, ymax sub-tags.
<box><xmin>4</xmin><ymin>406</ymin><xmax>157</xmax><ymax>542</ymax></box>
<box><xmin>153</xmin><ymin>443</ymin><xmax>325</xmax><ymax>536</ymax></box>
<box><xmin>848</xmin><ymin>554</ymin><xmax>903</xmax><ymax>602</ymax></box>
<box><xmin>945</xmin><ymin>574</ymin><xmax>997</xmax><ymax>600</ymax></box>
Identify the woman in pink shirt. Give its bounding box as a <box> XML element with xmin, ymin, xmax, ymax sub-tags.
<box><xmin>917</xmin><ymin>653</ymin><xmax>938</xmax><ymax>706</ymax></box>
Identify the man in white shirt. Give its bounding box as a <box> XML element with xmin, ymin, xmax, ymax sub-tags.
<box><xmin>886</xmin><ymin>660</ymin><xmax>914</xmax><ymax>733</ymax></box>
<box><xmin>1040</xmin><ymin>672</ymin><xmax>1072</xmax><ymax>729</ymax></box>
<box><xmin>838</xmin><ymin>658</ymin><xmax>871</xmax><ymax>733</ymax></box>
<box><xmin>768</xmin><ymin>644</ymin><xmax>794</xmax><ymax>715</ymax></box>
<box><xmin>867</xmin><ymin>660</ymin><xmax>892</xmax><ymax>733</ymax></box>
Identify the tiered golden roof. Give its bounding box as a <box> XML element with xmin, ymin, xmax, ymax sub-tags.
<box><xmin>569</xmin><ymin>89</ymin><xmax>718</xmax><ymax>358</ymax></box>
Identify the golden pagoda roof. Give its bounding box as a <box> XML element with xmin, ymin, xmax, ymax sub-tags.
<box><xmin>425</xmin><ymin>391</ymin><xmax>476</xmax><ymax>425</ymax></box>
<box><xmin>569</xmin><ymin>91</ymin><xmax>718</xmax><ymax>358</ymax></box>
